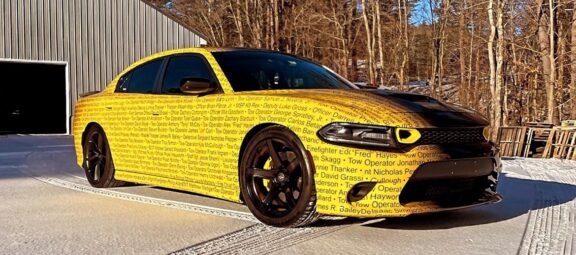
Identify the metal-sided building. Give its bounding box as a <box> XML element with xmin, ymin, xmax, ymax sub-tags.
<box><xmin>0</xmin><ymin>0</ymin><xmax>206</xmax><ymax>135</ymax></box>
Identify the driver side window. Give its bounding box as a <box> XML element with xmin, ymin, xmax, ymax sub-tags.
<box><xmin>162</xmin><ymin>55</ymin><xmax>216</xmax><ymax>94</ymax></box>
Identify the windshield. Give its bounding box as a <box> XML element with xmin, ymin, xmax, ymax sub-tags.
<box><xmin>212</xmin><ymin>51</ymin><xmax>354</xmax><ymax>91</ymax></box>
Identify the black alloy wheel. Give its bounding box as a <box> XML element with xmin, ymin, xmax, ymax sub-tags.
<box><xmin>240</xmin><ymin>125</ymin><xmax>318</xmax><ymax>227</ymax></box>
<box><xmin>82</xmin><ymin>125</ymin><xmax>124</xmax><ymax>188</ymax></box>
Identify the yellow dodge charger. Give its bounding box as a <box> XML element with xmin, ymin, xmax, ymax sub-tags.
<box><xmin>73</xmin><ymin>48</ymin><xmax>502</xmax><ymax>227</ymax></box>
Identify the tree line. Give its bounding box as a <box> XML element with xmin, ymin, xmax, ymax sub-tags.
<box><xmin>147</xmin><ymin>0</ymin><xmax>576</xmax><ymax>131</ymax></box>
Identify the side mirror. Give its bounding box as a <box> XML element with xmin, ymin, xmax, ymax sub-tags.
<box><xmin>180</xmin><ymin>77</ymin><xmax>215</xmax><ymax>95</ymax></box>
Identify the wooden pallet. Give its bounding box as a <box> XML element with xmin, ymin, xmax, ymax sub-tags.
<box><xmin>497</xmin><ymin>127</ymin><xmax>528</xmax><ymax>157</ymax></box>
<box><xmin>527</xmin><ymin>122</ymin><xmax>554</xmax><ymax>128</ymax></box>
<box><xmin>523</xmin><ymin>127</ymin><xmax>554</xmax><ymax>158</ymax></box>
<box><xmin>571</xmin><ymin>134</ymin><xmax>576</xmax><ymax>160</ymax></box>
<box><xmin>542</xmin><ymin>127</ymin><xmax>576</xmax><ymax>159</ymax></box>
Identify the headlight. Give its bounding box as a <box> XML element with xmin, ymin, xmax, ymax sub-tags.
<box><xmin>317</xmin><ymin>123</ymin><xmax>401</xmax><ymax>148</ymax></box>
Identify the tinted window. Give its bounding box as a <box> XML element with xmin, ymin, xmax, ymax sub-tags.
<box><xmin>212</xmin><ymin>51</ymin><xmax>353</xmax><ymax>91</ymax></box>
<box><xmin>117</xmin><ymin>59</ymin><xmax>163</xmax><ymax>93</ymax></box>
<box><xmin>116</xmin><ymin>74</ymin><xmax>131</xmax><ymax>92</ymax></box>
<box><xmin>162</xmin><ymin>55</ymin><xmax>215</xmax><ymax>93</ymax></box>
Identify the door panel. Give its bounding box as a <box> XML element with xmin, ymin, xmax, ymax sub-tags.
<box><xmin>106</xmin><ymin>58</ymin><xmax>164</xmax><ymax>174</ymax></box>
<box><xmin>156</xmin><ymin>94</ymin><xmax>240</xmax><ymax>199</ymax></box>
<box><xmin>138</xmin><ymin>54</ymin><xmax>238</xmax><ymax>198</ymax></box>
<box><xmin>108</xmin><ymin>94</ymin><xmax>160</xmax><ymax>174</ymax></box>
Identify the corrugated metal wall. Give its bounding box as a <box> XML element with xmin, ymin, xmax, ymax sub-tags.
<box><xmin>0</xmin><ymin>0</ymin><xmax>206</xmax><ymax>131</ymax></box>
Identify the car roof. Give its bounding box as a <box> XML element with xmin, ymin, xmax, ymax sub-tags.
<box><xmin>203</xmin><ymin>47</ymin><xmax>277</xmax><ymax>53</ymax></box>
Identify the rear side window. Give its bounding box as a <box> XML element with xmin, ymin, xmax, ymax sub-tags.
<box><xmin>116</xmin><ymin>59</ymin><xmax>163</xmax><ymax>93</ymax></box>
<box><xmin>162</xmin><ymin>55</ymin><xmax>216</xmax><ymax>94</ymax></box>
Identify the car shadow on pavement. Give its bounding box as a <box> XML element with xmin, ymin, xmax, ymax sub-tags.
<box><xmin>362</xmin><ymin>173</ymin><xmax>576</xmax><ymax>230</ymax></box>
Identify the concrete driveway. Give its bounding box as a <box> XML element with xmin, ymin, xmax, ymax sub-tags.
<box><xmin>0</xmin><ymin>135</ymin><xmax>574</xmax><ymax>254</ymax></box>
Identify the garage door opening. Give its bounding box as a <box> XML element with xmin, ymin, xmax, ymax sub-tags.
<box><xmin>0</xmin><ymin>61</ymin><xmax>68</xmax><ymax>135</ymax></box>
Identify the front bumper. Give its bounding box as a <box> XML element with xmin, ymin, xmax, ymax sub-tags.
<box><xmin>312</xmin><ymin>143</ymin><xmax>502</xmax><ymax>218</ymax></box>
<box><xmin>398</xmin><ymin>157</ymin><xmax>501</xmax><ymax>213</ymax></box>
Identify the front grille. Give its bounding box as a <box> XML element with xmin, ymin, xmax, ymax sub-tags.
<box><xmin>399</xmin><ymin>177</ymin><xmax>489</xmax><ymax>206</ymax></box>
<box><xmin>417</xmin><ymin>128</ymin><xmax>486</xmax><ymax>145</ymax></box>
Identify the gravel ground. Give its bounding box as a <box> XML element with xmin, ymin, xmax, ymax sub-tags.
<box><xmin>0</xmin><ymin>135</ymin><xmax>575</xmax><ymax>255</ymax></box>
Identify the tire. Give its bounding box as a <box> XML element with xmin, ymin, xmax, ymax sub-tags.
<box><xmin>82</xmin><ymin>125</ymin><xmax>125</xmax><ymax>188</ymax></box>
<box><xmin>239</xmin><ymin>125</ymin><xmax>319</xmax><ymax>227</ymax></box>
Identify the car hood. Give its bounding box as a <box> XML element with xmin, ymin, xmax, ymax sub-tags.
<box><xmin>235</xmin><ymin>89</ymin><xmax>489</xmax><ymax>127</ymax></box>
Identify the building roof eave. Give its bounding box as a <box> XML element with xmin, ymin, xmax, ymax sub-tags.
<box><xmin>140</xmin><ymin>0</ymin><xmax>209</xmax><ymax>44</ymax></box>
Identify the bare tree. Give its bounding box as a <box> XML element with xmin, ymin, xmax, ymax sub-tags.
<box><xmin>458</xmin><ymin>0</ymin><xmax>467</xmax><ymax>104</ymax></box>
<box><xmin>495</xmin><ymin>0</ymin><xmax>505</xmax><ymax>129</ymax></box>
<box><xmin>361</xmin><ymin>0</ymin><xmax>375</xmax><ymax>85</ymax></box>
<box><xmin>488</xmin><ymin>0</ymin><xmax>498</xmax><ymax>135</ymax></box>
<box><xmin>572</xmin><ymin>1</ymin><xmax>576</xmax><ymax>118</ymax></box>
<box><xmin>146</xmin><ymin>0</ymin><xmax>576</xmax><ymax>125</ymax></box>
<box><xmin>398</xmin><ymin>0</ymin><xmax>410</xmax><ymax>90</ymax></box>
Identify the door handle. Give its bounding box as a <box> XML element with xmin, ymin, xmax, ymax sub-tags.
<box><xmin>152</xmin><ymin>113</ymin><xmax>160</xmax><ymax>116</ymax></box>
<box><xmin>105</xmin><ymin>106</ymin><xmax>112</xmax><ymax>110</ymax></box>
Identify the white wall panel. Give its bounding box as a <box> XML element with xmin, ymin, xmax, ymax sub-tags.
<box><xmin>0</xmin><ymin>0</ymin><xmax>206</xmax><ymax>113</ymax></box>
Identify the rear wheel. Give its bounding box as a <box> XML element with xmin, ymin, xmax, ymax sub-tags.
<box><xmin>239</xmin><ymin>125</ymin><xmax>318</xmax><ymax>227</ymax></box>
<box><xmin>82</xmin><ymin>125</ymin><xmax>124</xmax><ymax>188</ymax></box>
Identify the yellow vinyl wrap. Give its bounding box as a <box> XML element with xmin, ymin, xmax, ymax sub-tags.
<box><xmin>73</xmin><ymin>48</ymin><xmax>469</xmax><ymax>217</ymax></box>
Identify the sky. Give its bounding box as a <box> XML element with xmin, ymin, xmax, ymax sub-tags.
<box><xmin>165</xmin><ymin>0</ymin><xmax>436</xmax><ymax>26</ymax></box>
<box><xmin>410</xmin><ymin>0</ymin><xmax>437</xmax><ymax>25</ymax></box>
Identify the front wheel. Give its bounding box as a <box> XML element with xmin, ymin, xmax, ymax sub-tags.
<box><xmin>239</xmin><ymin>125</ymin><xmax>318</xmax><ymax>227</ymax></box>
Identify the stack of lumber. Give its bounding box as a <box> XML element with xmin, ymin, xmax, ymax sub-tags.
<box><xmin>562</xmin><ymin>120</ymin><xmax>576</xmax><ymax>127</ymax></box>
